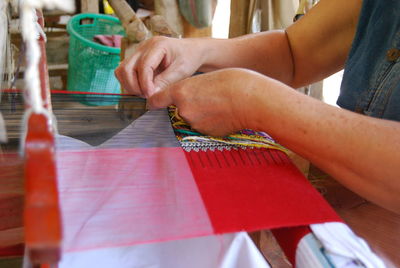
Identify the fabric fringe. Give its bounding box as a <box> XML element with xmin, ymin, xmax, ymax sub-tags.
<box><xmin>168</xmin><ymin>106</ymin><xmax>289</xmax><ymax>153</ymax></box>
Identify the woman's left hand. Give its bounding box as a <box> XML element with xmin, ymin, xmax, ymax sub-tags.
<box><xmin>148</xmin><ymin>68</ymin><xmax>268</xmax><ymax>136</ymax></box>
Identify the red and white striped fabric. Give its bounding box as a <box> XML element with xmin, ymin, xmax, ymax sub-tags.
<box><xmin>54</xmin><ymin>110</ymin><xmax>384</xmax><ymax>267</ymax></box>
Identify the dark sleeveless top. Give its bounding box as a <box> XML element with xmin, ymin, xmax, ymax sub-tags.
<box><xmin>338</xmin><ymin>0</ymin><xmax>400</xmax><ymax>121</ymax></box>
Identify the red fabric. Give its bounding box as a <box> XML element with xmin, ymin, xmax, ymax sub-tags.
<box><xmin>1</xmin><ymin>146</ymin><xmax>342</xmax><ymax>259</ymax></box>
<box><xmin>56</xmin><ymin>147</ymin><xmax>341</xmax><ymax>253</ymax></box>
<box><xmin>185</xmin><ymin>148</ymin><xmax>342</xmax><ymax>233</ymax></box>
<box><xmin>272</xmin><ymin>226</ymin><xmax>311</xmax><ymax>265</ymax></box>
<box><xmin>93</xmin><ymin>35</ymin><xmax>123</xmax><ymax>48</ymax></box>
<box><xmin>0</xmin><ymin>244</ymin><xmax>24</xmax><ymax>257</ymax></box>
<box><xmin>0</xmin><ymin>196</ymin><xmax>23</xmax><ymax>231</ymax></box>
<box><xmin>57</xmin><ymin>147</ymin><xmax>213</xmax><ymax>252</ymax></box>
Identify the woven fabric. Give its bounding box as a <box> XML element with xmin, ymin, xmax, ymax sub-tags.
<box><xmin>56</xmin><ymin>109</ymin><xmax>341</xmax><ymax>253</ymax></box>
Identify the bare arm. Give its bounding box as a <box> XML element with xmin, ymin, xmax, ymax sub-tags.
<box><xmin>149</xmin><ymin>69</ymin><xmax>400</xmax><ymax>214</ymax></box>
<box><xmin>286</xmin><ymin>0</ymin><xmax>361</xmax><ymax>87</ymax></box>
<box><xmin>245</xmin><ymin>72</ymin><xmax>400</xmax><ymax>213</ymax></box>
<box><xmin>115</xmin><ymin>0</ymin><xmax>361</xmax><ymax>95</ymax></box>
<box><xmin>197</xmin><ymin>31</ymin><xmax>295</xmax><ymax>85</ymax></box>
<box><xmin>196</xmin><ymin>0</ymin><xmax>361</xmax><ymax>87</ymax></box>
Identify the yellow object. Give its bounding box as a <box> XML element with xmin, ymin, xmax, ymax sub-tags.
<box><xmin>103</xmin><ymin>0</ymin><xmax>115</xmax><ymax>14</ymax></box>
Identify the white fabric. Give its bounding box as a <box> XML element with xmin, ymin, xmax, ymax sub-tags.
<box><xmin>296</xmin><ymin>233</ymin><xmax>332</xmax><ymax>268</ymax></box>
<box><xmin>310</xmin><ymin>222</ymin><xmax>386</xmax><ymax>268</ymax></box>
<box><xmin>60</xmin><ymin>232</ymin><xmax>270</xmax><ymax>268</ymax></box>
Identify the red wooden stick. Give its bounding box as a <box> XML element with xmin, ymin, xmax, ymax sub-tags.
<box><xmin>24</xmin><ymin>113</ymin><xmax>61</xmax><ymax>264</ymax></box>
<box><xmin>23</xmin><ymin>9</ymin><xmax>62</xmax><ymax>265</ymax></box>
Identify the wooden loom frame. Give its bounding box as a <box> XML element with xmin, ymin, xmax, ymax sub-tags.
<box><xmin>23</xmin><ymin>10</ymin><xmax>62</xmax><ymax>267</ymax></box>
<box><xmin>14</xmin><ymin>5</ymin><xmax>368</xmax><ymax>268</ymax></box>
<box><xmin>17</xmin><ymin>7</ymin><xmax>308</xmax><ymax>268</ymax></box>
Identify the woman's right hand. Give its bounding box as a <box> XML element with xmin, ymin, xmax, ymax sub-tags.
<box><xmin>115</xmin><ymin>36</ymin><xmax>205</xmax><ymax>98</ymax></box>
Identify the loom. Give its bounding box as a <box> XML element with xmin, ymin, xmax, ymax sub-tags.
<box><xmin>0</xmin><ymin>0</ymin><xmax>387</xmax><ymax>267</ymax></box>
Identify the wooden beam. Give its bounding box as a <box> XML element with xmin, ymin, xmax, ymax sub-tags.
<box><xmin>80</xmin><ymin>0</ymin><xmax>99</xmax><ymax>13</ymax></box>
<box><xmin>154</xmin><ymin>0</ymin><xmax>183</xmax><ymax>36</ymax></box>
<box><xmin>108</xmin><ymin>0</ymin><xmax>151</xmax><ymax>43</ymax></box>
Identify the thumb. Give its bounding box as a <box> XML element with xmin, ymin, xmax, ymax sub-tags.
<box><xmin>147</xmin><ymin>86</ymin><xmax>174</xmax><ymax>109</ymax></box>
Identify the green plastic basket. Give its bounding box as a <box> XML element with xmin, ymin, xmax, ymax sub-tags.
<box><xmin>67</xmin><ymin>13</ymin><xmax>125</xmax><ymax>106</ymax></box>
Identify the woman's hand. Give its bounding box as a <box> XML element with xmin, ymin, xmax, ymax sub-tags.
<box><xmin>148</xmin><ymin>68</ymin><xmax>270</xmax><ymax>136</ymax></box>
<box><xmin>115</xmin><ymin>36</ymin><xmax>205</xmax><ymax>97</ymax></box>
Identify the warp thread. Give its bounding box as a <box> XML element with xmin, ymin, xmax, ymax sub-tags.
<box><xmin>18</xmin><ymin>0</ymin><xmax>74</xmax><ymax>150</ymax></box>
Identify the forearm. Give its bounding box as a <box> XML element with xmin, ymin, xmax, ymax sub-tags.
<box><xmin>245</xmin><ymin>74</ymin><xmax>400</xmax><ymax>213</ymax></box>
<box><xmin>195</xmin><ymin>0</ymin><xmax>361</xmax><ymax>89</ymax></box>
<box><xmin>286</xmin><ymin>0</ymin><xmax>361</xmax><ymax>88</ymax></box>
<box><xmin>196</xmin><ymin>31</ymin><xmax>294</xmax><ymax>85</ymax></box>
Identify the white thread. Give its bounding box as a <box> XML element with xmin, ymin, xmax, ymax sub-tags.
<box><xmin>19</xmin><ymin>0</ymin><xmax>74</xmax><ymax>113</ymax></box>
<box><xmin>21</xmin><ymin>5</ymin><xmax>43</xmax><ymax>113</ymax></box>
<box><xmin>0</xmin><ymin>0</ymin><xmax>10</xmax><ymax>90</ymax></box>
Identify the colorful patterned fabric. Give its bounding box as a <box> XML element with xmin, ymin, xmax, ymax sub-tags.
<box><xmin>168</xmin><ymin>106</ymin><xmax>288</xmax><ymax>153</ymax></box>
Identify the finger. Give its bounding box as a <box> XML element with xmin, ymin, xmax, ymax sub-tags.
<box><xmin>115</xmin><ymin>57</ymin><xmax>141</xmax><ymax>95</ymax></box>
<box><xmin>147</xmin><ymin>87</ymin><xmax>174</xmax><ymax>109</ymax></box>
<box><xmin>128</xmin><ymin>69</ymin><xmax>144</xmax><ymax>97</ymax></box>
<box><xmin>137</xmin><ymin>47</ymin><xmax>168</xmax><ymax>97</ymax></box>
<box><xmin>153</xmin><ymin>62</ymin><xmax>189</xmax><ymax>92</ymax></box>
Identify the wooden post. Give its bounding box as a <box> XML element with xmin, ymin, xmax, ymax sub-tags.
<box><xmin>24</xmin><ymin>10</ymin><xmax>61</xmax><ymax>266</ymax></box>
<box><xmin>154</xmin><ymin>0</ymin><xmax>183</xmax><ymax>36</ymax></box>
<box><xmin>108</xmin><ymin>0</ymin><xmax>152</xmax><ymax>43</ymax></box>
<box><xmin>80</xmin><ymin>0</ymin><xmax>99</xmax><ymax>13</ymax></box>
<box><xmin>145</xmin><ymin>15</ymin><xmax>179</xmax><ymax>37</ymax></box>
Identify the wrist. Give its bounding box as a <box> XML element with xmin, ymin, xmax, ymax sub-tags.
<box><xmin>224</xmin><ymin>69</ymin><xmax>268</xmax><ymax>131</ymax></box>
<box><xmin>197</xmin><ymin>38</ymin><xmax>232</xmax><ymax>72</ymax></box>
<box><xmin>179</xmin><ymin>38</ymin><xmax>211</xmax><ymax>72</ymax></box>
<box><xmin>234</xmin><ymin>70</ymin><xmax>289</xmax><ymax>133</ymax></box>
